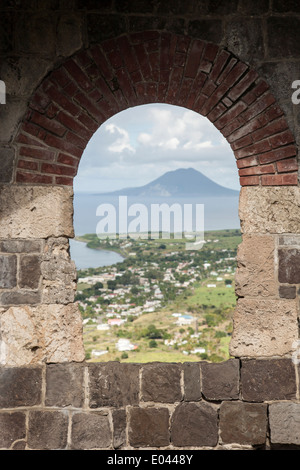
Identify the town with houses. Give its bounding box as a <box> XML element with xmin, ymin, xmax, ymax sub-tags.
<box><xmin>75</xmin><ymin>229</ymin><xmax>240</xmax><ymax>363</ymax></box>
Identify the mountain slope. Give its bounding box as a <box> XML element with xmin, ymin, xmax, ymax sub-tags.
<box><xmin>98</xmin><ymin>168</ymin><xmax>239</xmax><ymax>198</ymax></box>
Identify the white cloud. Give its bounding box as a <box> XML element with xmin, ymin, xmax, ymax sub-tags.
<box><xmin>75</xmin><ymin>104</ymin><xmax>240</xmax><ymax>193</ymax></box>
<box><xmin>105</xmin><ymin>123</ymin><xmax>135</xmax><ymax>154</ymax></box>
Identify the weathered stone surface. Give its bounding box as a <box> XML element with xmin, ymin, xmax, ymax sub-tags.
<box><xmin>0</xmin><ymin>412</ymin><xmax>26</xmax><ymax>448</ymax></box>
<box><xmin>239</xmin><ymin>187</ymin><xmax>300</xmax><ymax>234</ymax></box>
<box><xmin>220</xmin><ymin>402</ymin><xmax>267</xmax><ymax>445</ymax></box>
<box><xmin>171</xmin><ymin>402</ymin><xmax>218</xmax><ymax>447</ymax></box>
<box><xmin>88</xmin><ymin>362</ymin><xmax>140</xmax><ymax>407</ymax></box>
<box><xmin>0</xmin><ymin>366</ymin><xmax>42</xmax><ymax>407</ymax></box>
<box><xmin>278</xmin><ymin>234</ymin><xmax>300</xmax><ymax>246</ymax></box>
<box><xmin>0</xmin><ymin>303</ymin><xmax>85</xmax><ymax>366</ymax></box>
<box><xmin>112</xmin><ymin>409</ymin><xmax>127</xmax><ymax>449</ymax></box>
<box><xmin>0</xmin><ymin>185</ymin><xmax>74</xmax><ymax>238</ymax></box>
<box><xmin>278</xmin><ymin>248</ymin><xmax>300</xmax><ymax>284</ymax></box>
<box><xmin>0</xmin><ymin>147</ymin><xmax>15</xmax><ymax>183</ymax></box>
<box><xmin>201</xmin><ymin>359</ymin><xmax>240</xmax><ymax>401</ymax></box>
<box><xmin>19</xmin><ymin>254</ymin><xmax>41</xmax><ymax>289</ymax></box>
<box><xmin>230</xmin><ymin>298</ymin><xmax>298</xmax><ymax>357</ymax></box>
<box><xmin>71</xmin><ymin>412</ymin><xmax>111</xmax><ymax>450</ymax></box>
<box><xmin>241</xmin><ymin>359</ymin><xmax>296</xmax><ymax>402</ymax></box>
<box><xmin>235</xmin><ymin>234</ymin><xmax>276</xmax><ymax>298</ymax></box>
<box><xmin>45</xmin><ymin>363</ymin><xmax>85</xmax><ymax>408</ymax></box>
<box><xmin>56</xmin><ymin>12</ymin><xmax>83</xmax><ymax>57</ymax></box>
<box><xmin>0</xmin><ymin>239</ymin><xmax>43</xmax><ymax>253</ymax></box>
<box><xmin>41</xmin><ymin>237</ymin><xmax>77</xmax><ymax>304</ymax></box>
<box><xmin>269</xmin><ymin>402</ymin><xmax>300</xmax><ymax>445</ymax></box>
<box><xmin>128</xmin><ymin>407</ymin><xmax>170</xmax><ymax>448</ymax></box>
<box><xmin>279</xmin><ymin>285</ymin><xmax>296</xmax><ymax>299</ymax></box>
<box><xmin>28</xmin><ymin>410</ymin><xmax>68</xmax><ymax>450</ymax></box>
<box><xmin>0</xmin><ymin>254</ymin><xmax>17</xmax><ymax>288</ymax></box>
<box><xmin>141</xmin><ymin>362</ymin><xmax>182</xmax><ymax>403</ymax></box>
<box><xmin>183</xmin><ymin>362</ymin><xmax>201</xmax><ymax>401</ymax></box>
<box><xmin>267</xmin><ymin>17</ymin><xmax>300</xmax><ymax>58</ymax></box>
<box><xmin>0</xmin><ymin>290</ymin><xmax>41</xmax><ymax>306</ymax></box>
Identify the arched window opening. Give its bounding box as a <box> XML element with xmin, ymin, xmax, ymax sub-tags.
<box><xmin>70</xmin><ymin>103</ymin><xmax>240</xmax><ymax>363</ymax></box>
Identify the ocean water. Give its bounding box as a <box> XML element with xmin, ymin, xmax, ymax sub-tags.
<box><xmin>73</xmin><ymin>193</ymin><xmax>240</xmax><ymax>236</ymax></box>
<box><xmin>70</xmin><ymin>192</ymin><xmax>240</xmax><ymax>269</ymax></box>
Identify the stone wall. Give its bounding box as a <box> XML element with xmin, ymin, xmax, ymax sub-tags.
<box><xmin>1</xmin><ymin>0</ymin><xmax>300</xmax><ymax>451</ymax></box>
<box><xmin>1</xmin><ymin>359</ymin><xmax>300</xmax><ymax>450</ymax></box>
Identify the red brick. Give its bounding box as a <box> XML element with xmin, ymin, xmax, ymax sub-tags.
<box><xmin>89</xmin><ymin>45</ymin><xmax>114</xmax><ymax>82</ymax></box>
<box><xmin>210</xmin><ymin>50</ymin><xmax>231</xmax><ymax>83</ymax></box>
<box><xmin>185</xmin><ymin>39</ymin><xmax>205</xmax><ymax>78</ymax></box>
<box><xmin>221</xmin><ymin>116</ymin><xmax>245</xmax><ymax>138</ymax></box>
<box><xmin>44</xmin><ymin>134</ymin><xmax>83</xmax><ymax>158</ymax></box>
<box><xmin>223</xmin><ymin>61</ymin><xmax>248</xmax><ymax>86</ymax></box>
<box><xmin>176</xmin><ymin>35</ymin><xmax>191</xmax><ymax>53</ymax></box>
<box><xmin>117</xmin><ymin>36</ymin><xmax>139</xmax><ymax>73</ymax></box>
<box><xmin>216</xmin><ymin>57</ymin><xmax>237</xmax><ymax>85</ymax></box>
<box><xmin>57</xmin><ymin>153</ymin><xmax>79</xmax><ymax>167</ymax></box>
<box><xmin>64</xmin><ymin>58</ymin><xmax>95</xmax><ymax>93</ymax></box>
<box><xmin>227</xmin><ymin>116</ymin><xmax>262</xmax><ymax>143</ymax></box>
<box><xmin>242</xmin><ymin>80</ymin><xmax>269</xmax><ymax>105</ymax></box>
<box><xmin>215</xmin><ymin>101</ymin><xmax>248</xmax><ymax>130</ymax></box>
<box><xmin>269</xmin><ymin>130</ymin><xmax>295</xmax><ymax>148</ymax></box>
<box><xmin>30</xmin><ymin>111</ymin><xmax>66</xmax><ymax>137</ymax></box>
<box><xmin>239</xmin><ymin>164</ymin><xmax>275</xmax><ymax>176</ymax></box>
<box><xmin>202</xmin><ymin>79</ymin><xmax>217</xmax><ymax>97</ymax></box>
<box><xmin>236</xmin><ymin>155</ymin><xmax>258</xmax><ymax>169</ymax></box>
<box><xmin>57</xmin><ymin>111</ymin><xmax>94</xmax><ymax>141</ymax></box>
<box><xmin>277</xmin><ymin>157</ymin><xmax>298</xmax><ymax>173</ymax></box>
<box><xmin>74</xmin><ymin>92</ymin><xmax>105</xmax><ymax>123</ymax></box>
<box><xmin>230</xmin><ymin>135</ymin><xmax>253</xmax><ymax>151</ymax></box>
<box><xmin>75</xmin><ymin>49</ymin><xmax>94</xmax><ymax>69</ymax></box>
<box><xmin>115</xmin><ymin>68</ymin><xmax>137</xmax><ymax>105</ymax></box>
<box><xmin>17</xmin><ymin>159</ymin><xmax>39</xmax><ymax>171</ymax></box>
<box><xmin>239</xmin><ymin>175</ymin><xmax>260</xmax><ymax>186</ymax></box>
<box><xmin>148</xmin><ymin>51</ymin><xmax>159</xmax><ymax>72</ymax></box>
<box><xmin>43</xmin><ymin>83</ymin><xmax>81</xmax><ymax>117</ymax></box>
<box><xmin>16</xmin><ymin>171</ymin><xmax>53</xmax><ymax>185</ymax></box>
<box><xmin>160</xmin><ymin>33</ymin><xmax>175</xmax><ymax>72</ymax></box>
<box><xmin>77</xmin><ymin>112</ymin><xmax>98</xmax><ymax>133</ymax></box>
<box><xmin>55</xmin><ymin>176</ymin><xmax>74</xmax><ymax>186</ymax></box>
<box><xmin>227</xmin><ymin>69</ymin><xmax>258</xmax><ymax>102</ymax></box>
<box><xmin>251</xmin><ymin>117</ymin><xmax>288</xmax><ymax>143</ymax></box>
<box><xmin>107</xmin><ymin>47</ymin><xmax>123</xmax><ymax>70</ymax></box>
<box><xmin>207</xmin><ymin>102</ymin><xmax>227</xmax><ymax>123</ymax></box>
<box><xmin>261</xmin><ymin>173</ymin><xmax>298</xmax><ymax>186</ymax></box>
<box><xmin>21</xmin><ymin>122</ymin><xmax>47</xmax><ymax>141</ymax></box>
<box><xmin>203</xmin><ymin>42</ymin><xmax>219</xmax><ymax>63</ymax></box>
<box><xmin>17</xmin><ymin>133</ymin><xmax>47</xmax><ymax>148</ymax></box>
<box><xmin>186</xmin><ymin>72</ymin><xmax>207</xmax><ymax>109</ymax></box>
<box><xmin>259</xmin><ymin>145</ymin><xmax>297</xmax><ymax>165</ymax></box>
<box><xmin>66</xmin><ymin>131</ymin><xmax>86</xmax><ymax>150</ymax></box>
<box><xmin>234</xmin><ymin>140</ymin><xmax>272</xmax><ymax>159</ymax></box>
<box><xmin>19</xmin><ymin>146</ymin><xmax>56</xmax><ymax>162</ymax></box>
<box><xmin>134</xmin><ymin>43</ymin><xmax>152</xmax><ymax>80</ymax></box>
<box><xmin>41</xmin><ymin>163</ymin><xmax>77</xmax><ymax>177</ymax></box>
<box><xmin>46</xmin><ymin>103</ymin><xmax>60</xmax><ymax>119</ymax></box>
<box><xmin>51</xmin><ymin>67</ymin><xmax>71</xmax><ymax>88</ymax></box>
<box><xmin>30</xmin><ymin>91</ymin><xmax>51</xmax><ymax>112</ymax></box>
<box><xmin>175</xmin><ymin>77</ymin><xmax>194</xmax><ymax>107</ymax></box>
<box><xmin>201</xmin><ymin>82</ymin><xmax>230</xmax><ymax>116</ymax></box>
<box><xmin>242</xmin><ymin>93</ymin><xmax>276</xmax><ymax>122</ymax></box>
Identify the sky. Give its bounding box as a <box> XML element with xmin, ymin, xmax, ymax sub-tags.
<box><xmin>74</xmin><ymin>103</ymin><xmax>240</xmax><ymax>194</ymax></box>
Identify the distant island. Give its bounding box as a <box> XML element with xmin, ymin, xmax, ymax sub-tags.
<box><xmin>94</xmin><ymin>167</ymin><xmax>239</xmax><ymax>198</ymax></box>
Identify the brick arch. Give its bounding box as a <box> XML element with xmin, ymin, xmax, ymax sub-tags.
<box><xmin>14</xmin><ymin>31</ymin><xmax>298</xmax><ymax>187</ymax></box>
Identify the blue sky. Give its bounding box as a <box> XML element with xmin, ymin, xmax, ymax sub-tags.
<box><xmin>74</xmin><ymin>104</ymin><xmax>240</xmax><ymax>194</ymax></box>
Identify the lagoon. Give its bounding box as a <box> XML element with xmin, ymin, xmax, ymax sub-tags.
<box><xmin>69</xmin><ymin>239</ymin><xmax>124</xmax><ymax>270</ymax></box>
